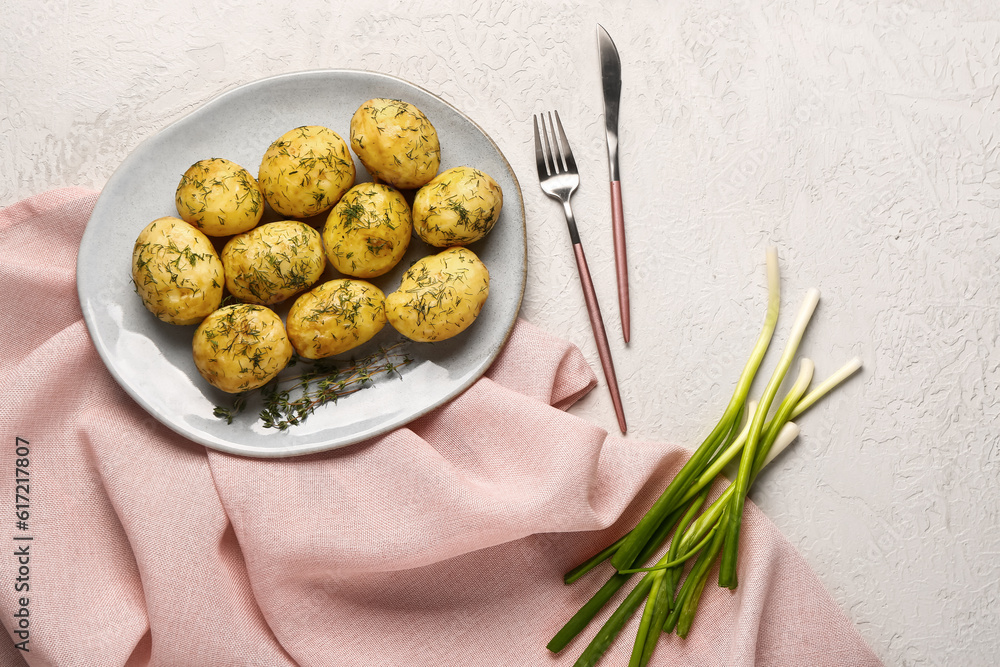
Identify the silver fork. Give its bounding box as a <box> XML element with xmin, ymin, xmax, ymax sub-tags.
<box><xmin>534</xmin><ymin>110</ymin><xmax>627</xmax><ymax>434</ymax></box>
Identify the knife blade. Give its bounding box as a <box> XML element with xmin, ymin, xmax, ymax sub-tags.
<box><xmin>597</xmin><ymin>24</ymin><xmax>631</xmax><ymax>343</ymax></box>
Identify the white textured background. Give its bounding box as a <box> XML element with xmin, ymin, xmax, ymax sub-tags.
<box><xmin>3</xmin><ymin>1</ymin><xmax>999</xmax><ymax>664</ymax></box>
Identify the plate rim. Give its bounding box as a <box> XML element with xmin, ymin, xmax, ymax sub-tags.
<box><xmin>77</xmin><ymin>67</ymin><xmax>526</xmax><ymax>458</ymax></box>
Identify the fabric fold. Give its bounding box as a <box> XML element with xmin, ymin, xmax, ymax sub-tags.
<box><xmin>0</xmin><ymin>189</ymin><xmax>881</xmax><ymax>666</ymax></box>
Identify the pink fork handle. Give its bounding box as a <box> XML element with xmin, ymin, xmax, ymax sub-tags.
<box><xmin>610</xmin><ymin>180</ymin><xmax>630</xmax><ymax>343</ymax></box>
<box><xmin>573</xmin><ymin>243</ymin><xmax>628</xmax><ymax>434</ymax></box>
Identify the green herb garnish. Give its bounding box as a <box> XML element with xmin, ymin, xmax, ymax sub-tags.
<box><xmin>214</xmin><ymin>344</ymin><xmax>412</xmax><ymax>429</ymax></box>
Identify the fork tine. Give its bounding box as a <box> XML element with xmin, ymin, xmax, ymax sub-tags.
<box><xmin>553</xmin><ymin>110</ymin><xmax>576</xmax><ymax>174</ymax></box>
<box><xmin>533</xmin><ymin>115</ymin><xmax>548</xmax><ymax>177</ymax></box>
<box><xmin>536</xmin><ymin>113</ymin><xmax>556</xmax><ymax>176</ymax></box>
<box><xmin>537</xmin><ymin>114</ymin><xmax>549</xmax><ymax>175</ymax></box>
<box><xmin>544</xmin><ymin>112</ymin><xmax>563</xmax><ymax>174</ymax></box>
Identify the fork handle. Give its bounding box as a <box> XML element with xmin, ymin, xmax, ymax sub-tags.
<box><xmin>572</xmin><ymin>242</ymin><xmax>628</xmax><ymax>434</ymax></box>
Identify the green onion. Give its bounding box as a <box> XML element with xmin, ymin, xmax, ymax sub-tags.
<box><xmin>609</xmin><ymin>249</ymin><xmax>781</xmax><ymax>572</ymax></box>
<box><xmin>718</xmin><ymin>289</ymin><xmax>820</xmax><ymax>589</ymax></box>
<box><xmin>563</xmin><ymin>534</ymin><xmax>628</xmax><ymax>585</ymax></box>
<box><xmin>570</xmin><ymin>575</ymin><xmax>656</xmax><ymax>667</ymax></box>
<box><xmin>628</xmin><ymin>572</ymin><xmax>663</xmax><ymax>667</ymax></box>
<box><xmin>675</xmin><ymin>421</ymin><xmax>801</xmax><ymax>559</ymax></box>
<box><xmin>674</xmin><ymin>516</ymin><xmax>728</xmax><ymax>638</ymax></box>
<box><xmin>625</xmin><ymin>488</ymin><xmax>711</xmax><ymax>666</ymax></box>
<box><xmin>547</xmin><ymin>504</ymin><xmax>687</xmax><ymax>654</ymax></box>
<box><xmin>546</xmin><ymin>250</ymin><xmax>863</xmax><ymax>667</ymax></box>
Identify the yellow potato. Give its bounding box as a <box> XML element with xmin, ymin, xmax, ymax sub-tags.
<box><xmin>174</xmin><ymin>158</ymin><xmax>264</xmax><ymax>236</ymax></box>
<box><xmin>221</xmin><ymin>220</ymin><xmax>326</xmax><ymax>306</ymax></box>
<box><xmin>286</xmin><ymin>279</ymin><xmax>387</xmax><ymax>359</ymax></box>
<box><xmin>192</xmin><ymin>304</ymin><xmax>293</xmax><ymax>393</ymax></box>
<box><xmin>131</xmin><ymin>216</ymin><xmax>224</xmax><ymax>325</ymax></box>
<box><xmin>385</xmin><ymin>247</ymin><xmax>489</xmax><ymax>343</ymax></box>
<box><xmin>350</xmin><ymin>98</ymin><xmax>440</xmax><ymax>189</ymax></box>
<box><xmin>258</xmin><ymin>126</ymin><xmax>356</xmax><ymax>218</ymax></box>
<box><xmin>322</xmin><ymin>183</ymin><xmax>412</xmax><ymax>279</ymax></box>
<box><xmin>412</xmin><ymin>166</ymin><xmax>503</xmax><ymax>247</ymax></box>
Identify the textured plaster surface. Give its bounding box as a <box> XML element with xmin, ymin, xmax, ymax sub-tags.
<box><xmin>3</xmin><ymin>1</ymin><xmax>999</xmax><ymax>664</ymax></box>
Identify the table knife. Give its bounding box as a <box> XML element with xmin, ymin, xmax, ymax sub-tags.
<box><xmin>597</xmin><ymin>24</ymin><xmax>630</xmax><ymax>343</ymax></box>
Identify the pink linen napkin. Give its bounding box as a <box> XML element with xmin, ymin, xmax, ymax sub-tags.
<box><xmin>0</xmin><ymin>189</ymin><xmax>882</xmax><ymax>666</ymax></box>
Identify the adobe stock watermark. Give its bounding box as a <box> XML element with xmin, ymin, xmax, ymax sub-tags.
<box><xmin>12</xmin><ymin>437</ymin><xmax>32</xmax><ymax>653</ymax></box>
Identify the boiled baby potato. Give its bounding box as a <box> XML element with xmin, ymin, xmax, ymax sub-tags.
<box><xmin>322</xmin><ymin>183</ymin><xmax>412</xmax><ymax>279</ymax></box>
<box><xmin>192</xmin><ymin>304</ymin><xmax>293</xmax><ymax>393</ymax></box>
<box><xmin>174</xmin><ymin>158</ymin><xmax>264</xmax><ymax>236</ymax></box>
<box><xmin>131</xmin><ymin>216</ymin><xmax>224</xmax><ymax>325</ymax></box>
<box><xmin>349</xmin><ymin>98</ymin><xmax>440</xmax><ymax>189</ymax></box>
<box><xmin>385</xmin><ymin>247</ymin><xmax>489</xmax><ymax>343</ymax></box>
<box><xmin>258</xmin><ymin>126</ymin><xmax>356</xmax><ymax>218</ymax></box>
<box><xmin>412</xmin><ymin>166</ymin><xmax>503</xmax><ymax>247</ymax></box>
<box><xmin>221</xmin><ymin>220</ymin><xmax>326</xmax><ymax>306</ymax></box>
<box><xmin>286</xmin><ymin>279</ymin><xmax>387</xmax><ymax>359</ymax></box>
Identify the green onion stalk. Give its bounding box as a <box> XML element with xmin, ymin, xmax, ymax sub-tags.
<box><xmin>609</xmin><ymin>248</ymin><xmax>783</xmax><ymax>573</ymax></box>
<box><xmin>718</xmin><ymin>288</ymin><xmax>820</xmax><ymax>589</ymax></box>
<box><xmin>556</xmin><ymin>363</ymin><xmax>852</xmax><ymax>666</ymax></box>
<box><xmin>545</xmin><ymin>249</ymin><xmax>863</xmax><ymax>667</ymax></box>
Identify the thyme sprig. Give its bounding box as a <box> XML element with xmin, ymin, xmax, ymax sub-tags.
<box><xmin>213</xmin><ymin>344</ymin><xmax>412</xmax><ymax>429</ymax></box>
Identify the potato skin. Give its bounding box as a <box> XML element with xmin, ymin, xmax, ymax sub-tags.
<box><xmin>175</xmin><ymin>158</ymin><xmax>264</xmax><ymax>236</ymax></box>
<box><xmin>221</xmin><ymin>220</ymin><xmax>326</xmax><ymax>306</ymax></box>
<box><xmin>350</xmin><ymin>98</ymin><xmax>441</xmax><ymax>189</ymax></box>
<box><xmin>258</xmin><ymin>126</ymin><xmax>356</xmax><ymax>218</ymax></box>
<box><xmin>385</xmin><ymin>247</ymin><xmax>489</xmax><ymax>343</ymax></box>
<box><xmin>192</xmin><ymin>304</ymin><xmax>293</xmax><ymax>393</ymax></box>
<box><xmin>322</xmin><ymin>183</ymin><xmax>412</xmax><ymax>279</ymax></box>
<box><xmin>131</xmin><ymin>216</ymin><xmax>224</xmax><ymax>325</ymax></box>
<box><xmin>412</xmin><ymin>166</ymin><xmax>503</xmax><ymax>247</ymax></box>
<box><xmin>286</xmin><ymin>279</ymin><xmax>387</xmax><ymax>359</ymax></box>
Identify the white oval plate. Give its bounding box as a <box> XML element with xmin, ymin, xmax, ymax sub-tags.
<box><xmin>77</xmin><ymin>69</ymin><xmax>526</xmax><ymax>457</ymax></box>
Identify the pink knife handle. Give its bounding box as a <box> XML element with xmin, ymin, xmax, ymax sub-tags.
<box><xmin>572</xmin><ymin>242</ymin><xmax>628</xmax><ymax>434</ymax></box>
<box><xmin>610</xmin><ymin>180</ymin><xmax>630</xmax><ymax>343</ymax></box>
